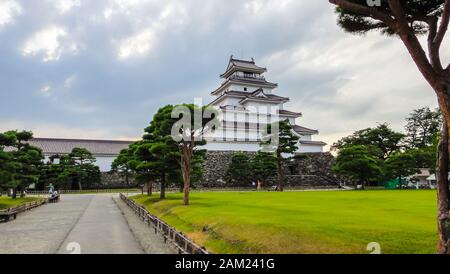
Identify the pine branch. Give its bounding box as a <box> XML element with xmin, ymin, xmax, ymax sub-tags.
<box><xmin>329</xmin><ymin>0</ymin><xmax>397</xmax><ymax>30</ymax></box>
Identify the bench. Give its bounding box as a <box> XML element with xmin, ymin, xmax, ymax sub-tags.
<box><xmin>48</xmin><ymin>195</ymin><xmax>60</xmax><ymax>203</ymax></box>
<box><xmin>0</xmin><ymin>210</ymin><xmax>18</xmax><ymax>223</ymax></box>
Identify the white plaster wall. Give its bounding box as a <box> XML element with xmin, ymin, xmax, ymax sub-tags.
<box><xmin>202</xmin><ymin>142</ymin><xmax>260</xmax><ymax>152</ymax></box>
<box><xmin>300</xmin><ymin>135</ymin><xmax>312</xmax><ymax>141</ymax></box>
<box><xmin>95</xmin><ymin>156</ymin><xmax>116</xmax><ymax>172</ymax></box>
<box><xmin>298</xmin><ymin>144</ymin><xmax>323</xmax><ymax>153</ymax></box>
<box><xmin>221</xmin><ymin>97</ymin><xmax>242</xmax><ymax>106</ymax></box>
<box><xmin>204</xmin><ymin>141</ymin><xmax>323</xmax><ymax>153</ymax></box>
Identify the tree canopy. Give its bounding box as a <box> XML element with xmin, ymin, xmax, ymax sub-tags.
<box><xmin>404</xmin><ymin>107</ymin><xmax>442</xmax><ymax>149</ymax></box>
<box><xmin>169</xmin><ymin>104</ymin><xmax>218</xmax><ymax>205</ymax></box>
<box><xmin>0</xmin><ymin>131</ymin><xmax>43</xmax><ymax>198</ymax></box>
<box><xmin>111</xmin><ymin>148</ymin><xmax>137</xmax><ymax>186</ymax></box>
<box><xmin>119</xmin><ymin>104</ymin><xmax>214</xmax><ymax>203</ymax></box>
<box><xmin>250</xmin><ymin>152</ymin><xmax>278</xmax><ymax>185</ymax></box>
<box><xmin>333</xmin><ymin>145</ymin><xmax>382</xmax><ymax>189</ymax></box>
<box><xmin>226</xmin><ymin>153</ymin><xmax>253</xmax><ymax>186</ymax></box>
<box><xmin>261</xmin><ymin>120</ymin><xmax>299</xmax><ymax>191</ymax></box>
<box><xmin>57</xmin><ymin>148</ymin><xmax>101</xmax><ymax>190</ymax></box>
<box><xmin>384</xmin><ymin>150</ymin><xmax>419</xmax><ymax>188</ymax></box>
<box><xmin>334</xmin><ymin>1</ymin><xmax>447</xmax><ymax>36</ymax></box>
<box><xmin>332</xmin><ymin>123</ymin><xmax>404</xmax><ymax>160</ymax></box>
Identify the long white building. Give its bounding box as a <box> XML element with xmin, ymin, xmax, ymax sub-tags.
<box><xmin>28</xmin><ymin>138</ymin><xmax>133</xmax><ymax>172</ymax></box>
<box><xmin>204</xmin><ymin>56</ymin><xmax>326</xmax><ymax>153</ymax></box>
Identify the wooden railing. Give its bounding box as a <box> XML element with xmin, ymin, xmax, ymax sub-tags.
<box><xmin>119</xmin><ymin>193</ymin><xmax>209</xmax><ymax>254</ymax></box>
<box><xmin>0</xmin><ymin>198</ymin><xmax>47</xmax><ymax>214</ymax></box>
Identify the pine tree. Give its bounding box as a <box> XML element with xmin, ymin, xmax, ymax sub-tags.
<box><xmin>261</xmin><ymin>120</ymin><xmax>299</xmax><ymax>191</ymax></box>
<box><xmin>225</xmin><ymin>153</ymin><xmax>252</xmax><ymax>186</ymax></box>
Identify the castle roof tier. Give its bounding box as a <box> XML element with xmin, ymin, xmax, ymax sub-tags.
<box><xmin>210</xmin><ymin>89</ymin><xmax>289</xmax><ymax>106</ymax></box>
<box><xmin>220</xmin><ymin>56</ymin><xmax>267</xmax><ymax>78</ymax></box>
<box><xmin>292</xmin><ymin>125</ymin><xmax>319</xmax><ymax>135</ymax></box>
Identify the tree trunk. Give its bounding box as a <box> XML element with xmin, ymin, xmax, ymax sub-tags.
<box><xmin>147</xmin><ymin>182</ymin><xmax>152</xmax><ymax>196</ymax></box>
<box><xmin>182</xmin><ymin>161</ymin><xmax>191</xmax><ymax>206</ymax></box>
<box><xmin>77</xmin><ymin>178</ymin><xmax>82</xmax><ymax>191</ymax></box>
<box><xmin>12</xmin><ymin>188</ymin><xmax>17</xmax><ymax>199</ymax></box>
<box><xmin>437</xmin><ymin>120</ymin><xmax>450</xmax><ymax>254</ymax></box>
<box><xmin>277</xmin><ymin>158</ymin><xmax>284</xmax><ymax>192</ymax></box>
<box><xmin>160</xmin><ymin>172</ymin><xmax>166</xmax><ymax>199</ymax></box>
<box><xmin>181</xmin><ymin>144</ymin><xmax>193</xmax><ymax>206</ymax></box>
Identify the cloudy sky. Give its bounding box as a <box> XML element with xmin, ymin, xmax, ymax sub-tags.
<box><xmin>0</xmin><ymin>0</ymin><xmax>446</xmax><ymax>151</ymax></box>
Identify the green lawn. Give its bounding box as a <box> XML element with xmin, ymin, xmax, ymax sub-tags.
<box><xmin>131</xmin><ymin>190</ymin><xmax>438</xmax><ymax>254</ymax></box>
<box><xmin>0</xmin><ymin>196</ymin><xmax>40</xmax><ymax>210</ymax></box>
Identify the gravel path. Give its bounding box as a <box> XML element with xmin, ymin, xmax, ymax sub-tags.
<box><xmin>0</xmin><ymin>194</ymin><xmax>169</xmax><ymax>254</ymax></box>
<box><xmin>113</xmin><ymin>196</ymin><xmax>176</xmax><ymax>254</ymax></box>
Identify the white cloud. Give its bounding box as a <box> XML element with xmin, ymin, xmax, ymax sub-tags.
<box><xmin>39</xmin><ymin>84</ymin><xmax>52</xmax><ymax>97</ymax></box>
<box><xmin>47</xmin><ymin>0</ymin><xmax>81</xmax><ymax>14</ymax></box>
<box><xmin>118</xmin><ymin>29</ymin><xmax>155</xmax><ymax>59</ymax></box>
<box><xmin>37</xmin><ymin>75</ymin><xmax>76</xmax><ymax>99</ymax></box>
<box><xmin>0</xmin><ymin>0</ymin><xmax>22</xmax><ymax>26</ymax></box>
<box><xmin>22</xmin><ymin>26</ymin><xmax>78</xmax><ymax>62</ymax></box>
<box><xmin>112</xmin><ymin>0</ymin><xmax>150</xmax><ymax>10</ymax></box>
<box><xmin>103</xmin><ymin>9</ymin><xmax>113</xmax><ymax>20</ymax></box>
<box><xmin>64</xmin><ymin>75</ymin><xmax>77</xmax><ymax>88</ymax></box>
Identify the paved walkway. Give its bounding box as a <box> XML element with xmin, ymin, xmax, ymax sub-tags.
<box><xmin>0</xmin><ymin>194</ymin><xmax>156</xmax><ymax>254</ymax></box>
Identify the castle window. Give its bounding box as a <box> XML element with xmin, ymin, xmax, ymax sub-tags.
<box><xmin>244</xmin><ymin>87</ymin><xmax>247</xmax><ymax>91</ymax></box>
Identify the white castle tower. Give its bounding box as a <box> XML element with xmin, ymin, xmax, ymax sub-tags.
<box><xmin>204</xmin><ymin>56</ymin><xmax>326</xmax><ymax>153</ymax></box>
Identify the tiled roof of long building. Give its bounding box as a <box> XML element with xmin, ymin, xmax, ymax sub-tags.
<box><xmin>25</xmin><ymin>138</ymin><xmax>134</xmax><ymax>156</ymax></box>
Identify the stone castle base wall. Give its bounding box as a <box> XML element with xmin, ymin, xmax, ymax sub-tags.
<box><xmin>100</xmin><ymin>172</ymin><xmax>136</xmax><ymax>188</ymax></box>
<box><xmin>201</xmin><ymin>151</ymin><xmax>342</xmax><ymax>188</ymax></box>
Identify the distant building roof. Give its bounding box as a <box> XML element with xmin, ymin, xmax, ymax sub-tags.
<box><xmin>414</xmin><ymin>168</ymin><xmax>432</xmax><ymax>178</ymax></box>
<box><xmin>27</xmin><ymin>138</ymin><xmax>134</xmax><ymax>156</ymax></box>
<box><xmin>426</xmin><ymin>173</ymin><xmax>450</xmax><ymax>181</ymax></box>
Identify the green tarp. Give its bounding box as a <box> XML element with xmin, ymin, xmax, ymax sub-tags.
<box><xmin>384</xmin><ymin>178</ymin><xmax>404</xmax><ymax>189</ymax></box>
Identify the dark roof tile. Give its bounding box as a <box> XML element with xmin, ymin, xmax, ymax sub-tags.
<box><xmin>293</xmin><ymin>125</ymin><xmax>319</xmax><ymax>135</ymax></box>
<box><xmin>27</xmin><ymin>138</ymin><xmax>134</xmax><ymax>156</ymax></box>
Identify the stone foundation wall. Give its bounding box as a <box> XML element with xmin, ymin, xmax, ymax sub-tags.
<box><xmin>100</xmin><ymin>172</ymin><xmax>136</xmax><ymax>188</ymax></box>
<box><xmin>201</xmin><ymin>151</ymin><xmax>342</xmax><ymax>188</ymax></box>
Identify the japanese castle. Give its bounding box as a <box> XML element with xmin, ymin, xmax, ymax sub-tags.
<box><xmin>204</xmin><ymin>56</ymin><xmax>326</xmax><ymax>153</ymax></box>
